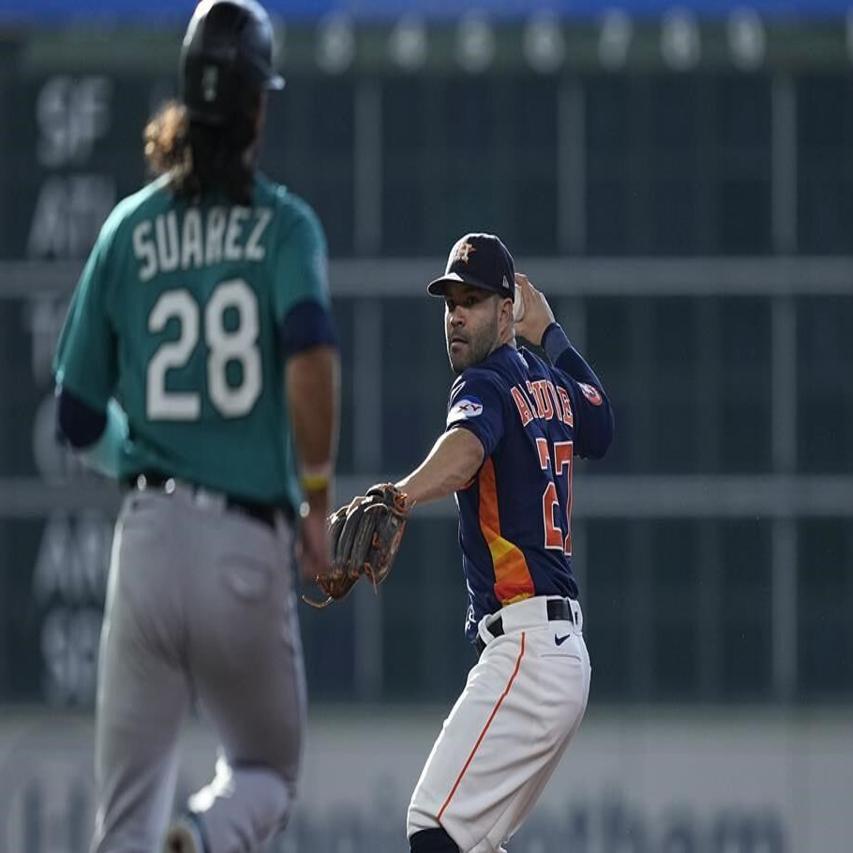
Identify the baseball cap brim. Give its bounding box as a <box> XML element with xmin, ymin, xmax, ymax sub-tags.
<box><xmin>427</xmin><ymin>272</ymin><xmax>507</xmax><ymax>297</ymax></box>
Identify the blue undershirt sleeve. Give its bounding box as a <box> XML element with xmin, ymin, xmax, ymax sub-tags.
<box><xmin>543</xmin><ymin>322</ymin><xmax>607</xmax><ymax>390</ymax></box>
<box><xmin>56</xmin><ymin>387</ymin><xmax>128</xmax><ymax>478</ymax></box>
<box><xmin>542</xmin><ymin>322</ymin><xmax>615</xmax><ymax>460</ymax></box>
<box><xmin>279</xmin><ymin>299</ymin><xmax>338</xmax><ymax>358</ymax></box>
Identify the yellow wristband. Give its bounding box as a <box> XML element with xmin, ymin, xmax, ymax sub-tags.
<box><xmin>301</xmin><ymin>472</ymin><xmax>330</xmax><ymax>493</ymax></box>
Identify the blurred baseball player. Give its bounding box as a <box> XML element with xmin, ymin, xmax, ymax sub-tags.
<box><xmin>52</xmin><ymin>2</ymin><xmax>339</xmax><ymax>851</ymax></box>
<box><xmin>395</xmin><ymin>233</ymin><xmax>613</xmax><ymax>853</ymax></box>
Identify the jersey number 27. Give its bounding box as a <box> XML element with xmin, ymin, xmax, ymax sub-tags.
<box><xmin>146</xmin><ymin>278</ymin><xmax>261</xmax><ymax>420</ymax></box>
<box><xmin>536</xmin><ymin>437</ymin><xmax>574</xmax><ymax>556</ymax></box>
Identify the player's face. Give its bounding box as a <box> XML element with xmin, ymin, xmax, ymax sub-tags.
<box><xmin>444</xmin><ymin>283</ymin><xmax>505</xmax><ymax>373</ymax></box>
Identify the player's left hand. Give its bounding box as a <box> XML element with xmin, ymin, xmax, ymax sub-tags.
<box><xmin>302</xmin><ymin>483</ymin><xmax>410</xmax><ymax>608</ymax></box>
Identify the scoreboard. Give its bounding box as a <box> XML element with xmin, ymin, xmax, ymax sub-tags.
<box><xmin>1</xmin><ymin>17</ymin><xmax>851</xmax><ymax>263</ymax></box>
<box><xmin>1</xmin><ymin>19</ymin><xmax>852</xmax><ymax>706</ymax></box>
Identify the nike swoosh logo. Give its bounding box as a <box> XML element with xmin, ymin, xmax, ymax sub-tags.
<box><xmin>554</xmin><ymin>633</ymin><xmax>572</xmax><ymax>646</ymax></box>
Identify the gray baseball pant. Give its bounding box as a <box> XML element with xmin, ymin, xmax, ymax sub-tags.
<box><xmin>90</xmin><ymin>485</ymin><xmax>306</xmax><ymax>853</ymax></box>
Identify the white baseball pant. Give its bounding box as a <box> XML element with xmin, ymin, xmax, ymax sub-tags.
<box><xmin>407</xmin><ymin>595</ymin><xmax>591</xmax><ymax>853</ymax></box>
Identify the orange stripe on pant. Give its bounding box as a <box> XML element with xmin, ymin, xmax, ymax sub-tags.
<box><xmin>478</xmin><ymin>457</ymin><xmax>535</xmax><ymax>604</ymax></box>
<box><xmin>437</xmin><ymin>632</ymin><xmax>527</xmax><ymax>822</ymax></box>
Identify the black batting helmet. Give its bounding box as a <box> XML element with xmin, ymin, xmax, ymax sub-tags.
<box><xmin>180</xmin><ymin>0</ymin><xmax>284</xmax><ymax>125</ymax></box>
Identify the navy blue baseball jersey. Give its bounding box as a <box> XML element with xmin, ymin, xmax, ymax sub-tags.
<box><xmin>446</xmin><ymin>329</ymin><xmax>613</xmax><ymax>640</ymax></box>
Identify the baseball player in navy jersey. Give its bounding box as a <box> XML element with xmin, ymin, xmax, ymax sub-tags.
<box><xmin>52</xmin><ymin>2</ymin><xmax>340</xmax><ymax>852</ymax></box>
<box><xmin>393</xmin><ymin>233</ymin><xmax>614</xmax><ymax>853</ymax></box>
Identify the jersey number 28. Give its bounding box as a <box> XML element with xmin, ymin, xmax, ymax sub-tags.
<box><xmin>146</xmin><ymin>279</ymin><xmax>261</xmax><ymax>420</ymax></box>
<box><xmin>536</xmin><ymin>437</ymin><xmax>574</xmax><ymax>556</ymax></box>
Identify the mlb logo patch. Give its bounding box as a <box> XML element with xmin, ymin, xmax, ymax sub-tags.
<box><xmin>447</xmin><ymin>396</ymin><xmax>484</xmax><ymax>425</ymax></box>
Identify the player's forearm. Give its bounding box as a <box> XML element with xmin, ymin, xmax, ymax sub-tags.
<box><xmin>543</xmin><ymin>323</ymin><xmax>607</xmax><ymax>389</ymax></box>
<box><xmin>544</xmin><ymin>323</ymin><xmax>615</xmax><ymax>459</ymax></box>
<box><xmin>286</xmin><ymin>344</ymin><xmax>340</xmax><ymax>499</ymax></box>
<box><xmin>396</xmin><ymin>427</ymin><xmax>484</xmax><ymax>506</ymax></box>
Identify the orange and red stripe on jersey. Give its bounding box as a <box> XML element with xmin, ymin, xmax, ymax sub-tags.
<box><xmin>478</xmin><ymin>457</ymin><xmax>535</xmax><ymax>605</ymax></box>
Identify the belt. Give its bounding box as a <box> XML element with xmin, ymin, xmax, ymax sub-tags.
<box><xmin>475</xmin><ymin>598</ymin><xmax>576</xmax><ymax>657</ymax></box>
<box><xmin>125</xmin><ymin>471</ymin><xmax>290</xmax><ymax>530</ymax></box>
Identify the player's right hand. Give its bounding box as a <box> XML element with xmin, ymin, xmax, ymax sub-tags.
<box><xmin>298</xmin><ymin>492</ymin><xmax>333</xmax><ymax>585</ymax></box>
<box><xmin>513</xmin><ymin>273</ymin><xmax>556</xmax><ymax>346</ymax></box>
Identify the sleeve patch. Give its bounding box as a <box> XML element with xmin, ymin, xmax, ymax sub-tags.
<box><xmin>447</xmin><ymin>396</ymin><xmax>484</xmax><ymax>425</ymax></box>
<box><xmin>578</xmin><ymin>382</ymin><xmax>603</xmax><ymax>406</ymax></box>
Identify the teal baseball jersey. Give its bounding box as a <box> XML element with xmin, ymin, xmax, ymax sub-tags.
<box><xmin>54</xmin><ymin>173</ymin><xmax>330</xmax><ymax>507</ymax></box>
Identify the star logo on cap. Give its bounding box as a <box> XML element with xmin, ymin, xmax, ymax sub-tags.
<box><xmin>454</xmin><ymin>241</ymin><xmax>476</xmax><ymax>264</ymax></box>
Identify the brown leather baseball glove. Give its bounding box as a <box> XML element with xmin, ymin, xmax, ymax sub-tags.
<box><xmin>303</xmin><ymin>483</ymin><xmax>410</xmax><ymax>608</ymax></box>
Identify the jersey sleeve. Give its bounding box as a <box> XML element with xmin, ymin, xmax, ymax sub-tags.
<box><xmin>53</xmin><ymin>227</ymin><xmax>118</xmax><ymax>412</ymax></box>
<box><xmin>272</xmin><ymin>196</ymin><xmax>332</xmax><ymax>330</ymax></box>
<box><xmin>445</xmin><ymin>370</ymin><xmax>506</xmax><ymax>458</ymax></box>
<box><xmin>543</xmin><ymin>323</ymin><xmax>614</xmax><ymax>459</ymax></box>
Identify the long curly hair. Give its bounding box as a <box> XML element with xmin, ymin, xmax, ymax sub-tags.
<box><xmin>143</xmin><ymin>97</ymin><xmax>261</xmax><ymax>205</ymax></box>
